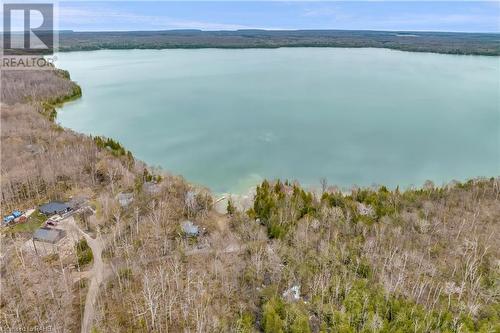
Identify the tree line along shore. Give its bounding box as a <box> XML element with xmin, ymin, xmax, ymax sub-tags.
<box><xmin>2</xmin><ymin>29</ymin><xmax>500</xmax><ymax>56</ymax></box>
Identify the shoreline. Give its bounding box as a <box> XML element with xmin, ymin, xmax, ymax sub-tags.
<box><xmin>54</xmin><ymin>45</ymin><xmax>500</xmax><ymax>58</ymax></box>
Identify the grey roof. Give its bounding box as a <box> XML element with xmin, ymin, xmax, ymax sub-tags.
<box><xmin>143</xmin><ymin>182</ymin><xmax>160</xmax><ymax>195</ymax></box>
<box><xmin>117</xmin><ymin>192</ymin><xmax>134</xmax><ymax>207</ymax></box>
<box><xmin>39</xmin><ymin>202</ymin><xmax>70</xmax><ymax>215</ymax></box>
<box><xmin>33</xmin><ymin>228</ymin><xmax>66</xmax><ymax>244</ymax></box>
<box><xmin>181</xmin><ymin>220</ymin><xmax>199</xmax><ymax>236</ymax></box>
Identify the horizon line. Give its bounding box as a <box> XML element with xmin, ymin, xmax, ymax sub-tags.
<box><xmin>39</xmin><ymin>28</ymin><xmax>500</xmax><ymax>34</ymax></box>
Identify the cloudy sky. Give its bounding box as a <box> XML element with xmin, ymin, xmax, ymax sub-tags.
<box><xmin>7</xmin><ymin>1</ymin><xmax>500</xmax><ymax>32</ymax></box>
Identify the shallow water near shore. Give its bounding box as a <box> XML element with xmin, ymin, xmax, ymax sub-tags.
<box><xmin>56</xmin><ymin>48</ymin><xmax>499</xmax><ymax>193</ymax></box>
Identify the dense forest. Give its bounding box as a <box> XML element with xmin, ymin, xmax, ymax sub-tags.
<box><xmin>0</xmin><ymin>66</ymin><xmax>499</xmax><ymax>332</ymax></box>
<box><xmin>85</xmin><ymin>177</ymin><xmax>498</xmax><ymax>332</ymax></box>
<box><xmin>49</xmin><ymin>30</ymin><xmax>500</xmax><ymax>56</ymax></box>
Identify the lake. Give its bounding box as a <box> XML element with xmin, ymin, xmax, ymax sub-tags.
<box><xmin>56</xmin><ymin>48</ymin><xmax>499</xmax><ymax>193</ymax></box>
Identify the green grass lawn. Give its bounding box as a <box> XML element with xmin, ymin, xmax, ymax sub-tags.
<box><xmin>3</xmin><ymin>210</ymin><xmax>46</xmax><ymax>235</ymax></box>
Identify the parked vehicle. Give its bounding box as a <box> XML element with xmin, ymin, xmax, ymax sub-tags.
<box><xmin>48</xmin><ymin>215</ymin><xmax>62</xmax><ymax>222</ymax></box>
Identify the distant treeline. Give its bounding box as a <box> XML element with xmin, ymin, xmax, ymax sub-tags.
<box><xmin>54</xmin><ymin>30</ymin><xmax>500</xmax><ymax>56</ymax></box>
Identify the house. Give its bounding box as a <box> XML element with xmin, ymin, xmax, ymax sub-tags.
<box><xmin>116</xmin><ymin>192</ymin><xmax>134</xmax><ymax>207</ymax></box>
<box><xmin>143</xmin><ymin>182</ymin><xmax>160</xmax><ymax>195</ymax></box>
<box><xmin>181</xmin><ymin>220</ymin><xmax>199</xmax><ymax>236</ymax></box>
<box><xmin>33</xmin><ymin>227</ymin><xmax>66</xmax><ymax>244</ymax></box>
<box><xmin>39</xmin><ymin>202</ymin><xmax>71</xmax><ymax>216</ymax></box>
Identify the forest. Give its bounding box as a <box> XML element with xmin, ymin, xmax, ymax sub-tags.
<box><xmin>48</xmin><ymin>30</ymin><xmax>500</xmax><ymax>56</ymax></box>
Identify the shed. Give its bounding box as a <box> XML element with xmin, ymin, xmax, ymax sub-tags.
<box><xmin>39</xmin><ymin>202</ymin><xmax>70</xmax><ymax>216</ymax></box>
<box><xmin>33</xmin><ymin>227</ymin><xmax>66</xmax><ymax>244</ymax></box>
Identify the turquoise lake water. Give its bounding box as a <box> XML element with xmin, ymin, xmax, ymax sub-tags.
<box><xmin>56</xmin><ymin>48</ymin><xmax>499</xmax><ymax>193</ymax></box>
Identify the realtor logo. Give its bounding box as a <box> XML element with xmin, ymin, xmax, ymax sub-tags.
<box><xmin>3</xmin><ymin>3</ymin><xmax>54</xmax><ymax>55</ymax></box>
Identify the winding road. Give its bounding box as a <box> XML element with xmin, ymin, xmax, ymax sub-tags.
<box><xmin>67</xmin><ymin>217</ymin><xmax>107</xmax><ymax>333</ymax></box>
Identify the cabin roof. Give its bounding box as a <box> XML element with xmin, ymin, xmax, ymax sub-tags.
<box><xmin>33</xmin><ymin>227</ymin><xmax>66</xmax><ymax>244</ymax></box>
<box><xmin>181</xmin><ymin>220</ymin><xmax>199</xmax><ymax>236</ymax></box>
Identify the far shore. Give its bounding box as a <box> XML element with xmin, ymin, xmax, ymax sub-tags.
<box><xmin>52</xmin><ymin>29</ymin><xmax>500</xmax><ymax>56</ymax></box>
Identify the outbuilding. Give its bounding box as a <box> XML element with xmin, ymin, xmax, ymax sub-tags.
<box><xmin>33</xmin><ymin>227</ymin><xmax>66</xmax><ymax>244</ymax></box>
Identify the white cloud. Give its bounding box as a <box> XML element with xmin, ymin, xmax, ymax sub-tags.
<box><xmin>58</xmin><ymin>6</ymin><xmax>259</xmax><ymax>31</ymax></box>
<box><xmin>302</xmin><ymin>7</ymin><xmax>338</xmax><ymax>18</ymax></box>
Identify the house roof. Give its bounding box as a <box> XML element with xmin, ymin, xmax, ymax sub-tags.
<box><xmin>143</xmin><ymin>182</ymin><xmax>160</xmax><ymax>195</ymax></box>
<box><xmin>39</xmin><ymin>202</ymin><xmax>70</xmax><ymax>215</ymax></box>
<box><xmin>117</xmin><ymin>192</ymin><xmax>134</xmax><ymax>207</ymax></box>
<box><xmin>181</xmin><ymin>220</ymin><xmax>199</xmax><ymax>236</ymax></box>
<box><xmin>33</xmin><ymin>227</ymin><xmax>66</xmax><ymax>244</ymax></box>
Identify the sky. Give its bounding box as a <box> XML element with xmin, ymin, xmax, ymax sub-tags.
<box><xmin>5</xmin><ymin>1</ymin><xmax>500</xmax><ymax>33</ymax></box>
